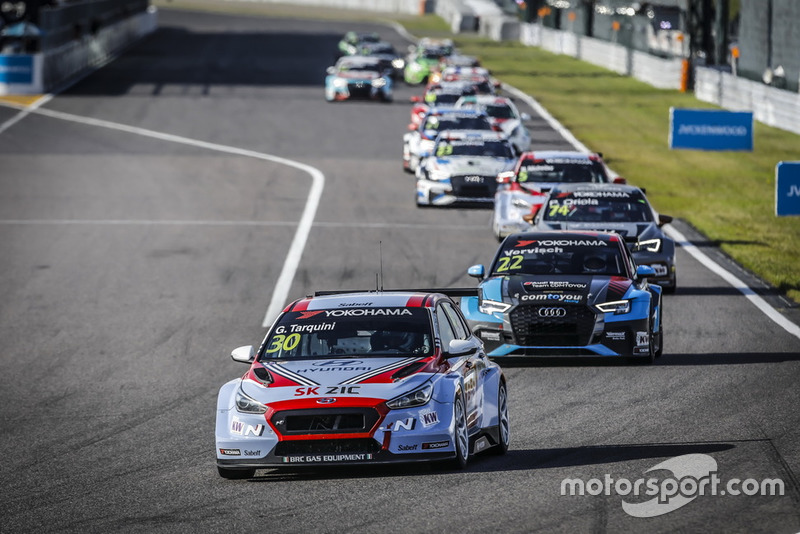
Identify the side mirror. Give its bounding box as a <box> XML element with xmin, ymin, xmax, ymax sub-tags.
<box><xmin>612</xmin><ymin>176</ymin><xmax>627</xmax><ymax>184</ymax></box>
<box><xmin>520</xmin><ymin>112</ymin><xmax>531</xmax><ymax>121</ymax></box>
<box><xmin>407</xmin><ymin>123</ymin><xmax>417</xmax><ymax>131</ymax></box>
<box><xmin>448</xmin><ymin>338</ymin><xmax>479</xmax><ymax>357</ymax></box>
<box><xmin>467</xmin><ymin>264</ymin><xmax>485</xmax><ymax>279</ymax></box>
<box><xmin>231</xmin><ymin>345</ymin><xmax>255</xmax><ymax>363</ymax></box>
<box><xmin>636</xmin><ymin>265</ymin><xmax>656</xmax><ymax>279</ymax></box>
<box><xmin>326</xmin><ymin>66</ymin><xmax>335</xmax><ymax>75</ymax></box>
<box><xmin>496</xmin><ymin>171</ymin><xmax>515</xmax><ymax>184</ymax></box>
<box><xmin>410</xmin><ymin>95</ymin><xmax>422</xmax><ymax>103</ymax></box>
<box><xmin>658</xmin><ymin>214</ymin><xmax>673</xmax><ymax>226</ymax></box>
<box><xmin>522</xmin><ymin>203</ymin><xmax>541</xmax><ymax>223</ymax></box>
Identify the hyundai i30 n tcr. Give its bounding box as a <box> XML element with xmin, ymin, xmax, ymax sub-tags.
<box><xmin>216</xmin><ymin>290</ymin><xmax>509</xmax><ymax>478</ymax></box>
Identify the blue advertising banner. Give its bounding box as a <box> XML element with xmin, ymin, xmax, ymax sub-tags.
<box><xmin>669</xmin><ymin>108</ymin><xmax>753</xmax><ymax>151</ymax></box>
<box><xmin>0</xmin><ymin>55</ymin><xmax>34</xmax><ymax>84</ymax></box>
<box><xmin>776</xmin><ymin>162</ymin><xmax>800</xmax><ymax>216</ymax></box>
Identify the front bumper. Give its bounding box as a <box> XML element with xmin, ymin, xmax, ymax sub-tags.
<box><xmin>465</xmin><ymin>299</ymin><xmax>653</xmax><ymax>358</ymax></box>
<box><xmin>416</xmin><ymin>176</ymin><xmax>496</xmax><ymax>207</ymax></box>
<box><xmin>216</xmin><ymin>401</ymin><xmax>457</xmax><ymax>467</ymax></box>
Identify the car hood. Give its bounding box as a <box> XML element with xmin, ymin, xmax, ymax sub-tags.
<box><xmin>481</xmin><ymin>274</ymin><xmax>633</xmax><ymax>307</ymax></box>
<box><xmin>241</xmin><ymin>356</ymin><xmax>433</xmax><ymax>403</ymax></box>
<box><xmin>536</xmin><ymin>221</ymin><xmax>661</xmax><ymax>242</ymax></box>
<box><xmin>430</xmin><ymin>156</ymin><xmax>515</xmax><ymax>175</ymax></box>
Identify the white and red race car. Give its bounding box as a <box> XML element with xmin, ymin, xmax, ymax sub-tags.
<box><xmin>215</xmin><ymin>290</ymin><xmax>509</xmax><ymax>478</ymax></box>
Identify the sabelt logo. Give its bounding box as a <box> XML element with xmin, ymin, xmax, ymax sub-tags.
<box><xmin>323</xmin><ymin>308</ymin><xmax>413</xmax><ymax>317</ymax></box>
<box><xmin>537</xmin><ymin>307</ymin><xmax>567</xmax><ymax>318</ymax></box>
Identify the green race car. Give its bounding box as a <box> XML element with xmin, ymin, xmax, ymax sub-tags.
<box><xmin>404</xmin><ymin>38</ymin><xmax>455</xmax><ymax>85</ymax></box>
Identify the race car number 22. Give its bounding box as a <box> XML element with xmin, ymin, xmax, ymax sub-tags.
<box><xmin>496</xmin><ymin>255</ymin><xmax>523</xmax><ymax>272</ymax></box>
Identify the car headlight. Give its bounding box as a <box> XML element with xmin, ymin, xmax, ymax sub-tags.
<box><xmin>392</xmin><ymin>58</ymin><xmax>405</xmax><ymax>69</ymax></box>
<box><xmin>332</xmin><ymin>78</ymin><xmax>347</xmax><ymax>88</ymax></box>
<box><xmin>595</xmin><ymin>300</ymin><xmax>631</xmax><ymax>315</ymax></box>
<box><xmin>386</xmin><ymin>383</ymin><xmax>433</xmax><ymax>409</ymax></box>
<box><xmin>371</xmin><ymin>77</ymin><xmax>387</xmax><ymax>88</ymax></box>
<box><xmin>634</xmin><ymin>239</ymin><xmax>662</xmax><ymax>252</ymax></box>
<box><xmin>479</xmin><ymin>299</ymin><xmax>511</xmax><ymax>315</ymax></box>
<box><xmin>428</xmin><ymin>168</ymin><xmax>450</xmax><ymax>182</ymax></box>
<box><xmin>235</xmin><ymin>386</ymin><xmax>267</xmax><ymax>414</ymax></box>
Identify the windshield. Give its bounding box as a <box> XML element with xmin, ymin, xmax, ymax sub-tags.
<box><xmin>491</xmin><ymin>237</ymin><xmax>625</xmax><ymax>276</ymax></box>
<box><xmin>430</xmin><ymin>93</ymin><xmax>462</xmax><ymax>105</ymax></box>
<box><xmin>423</xmin><ymin>115</ymin><xmax>492</xmax><ymax>131</ymax></box>
<box><xmin>484</xmin><ymin>104</ymin><xmax>515</xmax><ymax>119</ymax></box>
<box><xmin>543</xmin><ymin>192</ymin><xmax>653</xmax><ymax>223</ymax></box>
<box><xmin>259</xmin><ymin>308</ymin><xmax>434</xmax><ymax>360</ymax></box>
<box><xmin>516</xmin><ymin>160</ymin><xmax>606</xmax><ymax>184</ymax></box>
<box><xmin>435</xmin><ymin>139</ymin><xmax>514</xmax><ymax>158</ymax></box>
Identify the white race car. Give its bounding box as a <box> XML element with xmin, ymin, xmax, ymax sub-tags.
<box><xmin>456</xmin><ymin>95</ymin><xmax>531</xmax><ymax>154</ymax></box>
<box><xmin>215</xmin><ymin>290</ymin><xmax>509</xmax><ymax>478</ymax></box>
<box><xmin>403</xmin><ymin>108</ymin><xmax>494</xmax><ymax>174</ymax></box>
<box><xmin>416</xmin><ymin>130</ymin><xmax>516</xmax><ymax>207</ymax></box>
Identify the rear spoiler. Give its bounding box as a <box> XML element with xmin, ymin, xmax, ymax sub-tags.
<box><xmin>313</xmin><ymin>288</ymin><xmax>479</xmax><ymax>298</ymax></box>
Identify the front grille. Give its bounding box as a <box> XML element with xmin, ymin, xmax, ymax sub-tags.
<box><xmin>274</xmin><ymin>439</ymin><xmax>381</xmax><ymax>456</ymax></box>
<box><xmin>347</xmin><ymin>82</ymin><xmax>373</xmax><ymax>98</ymax></box>
<box><xmin>271</xmin><ymin>408</ymin><xmax>380</xmax><ymax>435</ymax></box>
<box><xmin>450</xmin><ymin>175</ymin><xmax>496</xmax><ymax>198</ymax></box>
<box><xmin>509</xmin><ymin>304</ymin><xmax>596</xmax><ymax>346</ymax></box>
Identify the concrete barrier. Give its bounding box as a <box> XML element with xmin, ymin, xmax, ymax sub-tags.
<box><xmin>695</xmin><ymin>66</ymin><xmax>800</xmax><ymax>136</ymax></box>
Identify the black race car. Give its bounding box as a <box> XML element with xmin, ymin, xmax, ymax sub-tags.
<box><xmin>530</xmin><ymin>183</ymin><xmax>676</xmax><ymax>292</ymax></box>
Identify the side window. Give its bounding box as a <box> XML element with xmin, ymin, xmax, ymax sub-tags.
<box><xmin>441</xmin><ymin>302</ymin><xmax>469</xmax><ymax>340</ymax></box>
<box><xmin>436</xmin><ymin>305</ymin><xmax>458</xmax><ymax>350</ymax></box>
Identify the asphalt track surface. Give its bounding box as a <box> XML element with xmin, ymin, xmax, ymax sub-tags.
<box><xmin>1</xmin><ymin>8</ymin><xmax>799</xmax><ymax>533</ymax></box>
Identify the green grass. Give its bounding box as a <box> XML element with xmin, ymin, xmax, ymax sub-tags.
<box><xmin>152</xmin><ymin>2</ymin><xmax>800</xmax><ymax>303</ymax></box>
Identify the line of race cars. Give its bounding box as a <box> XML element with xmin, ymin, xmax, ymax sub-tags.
<box><xmin>214</xmin><ymin>33</ymin><xmax>675</xmax><ymax>477</ymax></box>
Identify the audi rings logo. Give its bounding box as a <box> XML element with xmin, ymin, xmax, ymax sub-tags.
<box><xmin>538</xmin><ymin>307</ymin><xmax>567</xmax><ymax>318</ymax></box>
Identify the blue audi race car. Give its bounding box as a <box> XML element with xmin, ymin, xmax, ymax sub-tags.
<box><xmin>216</xmin><ymin>290</ymin><xmax>509</xmax><ymax>479</ymax></box>
<box><xmin>325</xmin><ymin>56</ymin><xmax>393</xmax><ymax>103</ymax></box>
<box><xmin>461</xmin><ymin>231</ymin><xmax>663</xmax><ymax>362</ymax></box>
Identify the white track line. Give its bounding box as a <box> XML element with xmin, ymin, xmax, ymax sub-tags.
<box><xmin>8</xmin><ymin>105</ymin><xmax>324</xmax><ymax>329</ymax></box>
<box><xmin>504</xmin><ymin>82</ymin><xmax>800</xmax><ymax>341</ymax></box>
<box><xmin>665</xmin><ymin>225</ymin><xmax>800</xmax><ymax>339</ymax></box>
<box><xmin>0</xmin><ymin>94</ymin><xmax>53</xmax><ymax>135</ymax></box>
<box><xmin>0</xmin><ymin>219</ymin><xmax>488</xmax><ymax>230</ymax></box>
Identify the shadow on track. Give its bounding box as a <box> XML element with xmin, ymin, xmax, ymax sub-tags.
<box><xmin>240</xmin><ymin>441</ymin><xmax>738</xmax><ymax>482</ymax></box>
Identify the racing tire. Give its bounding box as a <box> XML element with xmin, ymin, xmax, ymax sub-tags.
<box><xmin>640</xmin><ymin>321</ymin><xmax>656</xmax><ymax>364</ymax></box>
<box><xmin>655</xmin><ymin>327</ymin><xmax>664</xmax><ymax>358</ymax></box>
<box><xmin>444</xmin><ymin>393</ymin><xmax>469</xmax><ymax>469</ymax></box>
<box><xmin>217</xmin><ymin>466</ymin><xmax>256</xmax><ymax>480</ymax></box>
<box><xmin>489</xmin><ymin>381</ymin><xmax>510</xmax><ymax>455</ymax></box>
<box><xmin>663</xmin><ymin>275</ymin><xmax>677</xmax><ymax>294</ymax></box>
